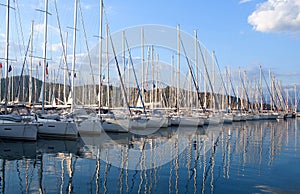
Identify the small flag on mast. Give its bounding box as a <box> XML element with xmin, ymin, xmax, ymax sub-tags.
<box><xmin>46</xmin><ymin>62</ymin><xmax>49</xmax><ymax>75</ymax></box>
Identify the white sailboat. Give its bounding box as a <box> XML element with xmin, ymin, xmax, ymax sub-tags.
<box><xmin>0</xmin><ymin>114</ymin><xmax>37</xmax><ymax>141</ymax></box>
<box><xmin>0</xmin><ymin>0</ymin><xmax>37</xmax><ymax>141</ymax></box>
<box><xmin>35</xmin><ymin>0</ymin><xmax>78</xmax><ymax>139</ymax></box>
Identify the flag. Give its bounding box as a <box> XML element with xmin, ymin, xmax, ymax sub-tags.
<box><xmin>0</xmin><ymin>62</ymin><xmax>2</xmax><ymax>68</ymax></box>
<box><xmin>39</xmin><ymin>61</ymin><xmax>41</xmax><ymax>66</ymax></box>
<box><xmin>102</xmin><ymin>74</ymin><xmax>105</xmax><ymax>80</ymax></box>
<box><xmin>46</xmin><ymin>62</ymin><xmax>49</xmax><ymax>75</ymax></box>
<box><xmin>8</xmin><ymin>65</ymin><xmax>12</xmax><ymax>72</ymax></box>
<box><xmin>68</xmin><ymin>72</ymin><xmax>71</xmax><ymax>77</ymax></box>
<box><xmin>74</xmin><ymin>73</ymin><xmax>77</xmax><ymax>78</ymax></box>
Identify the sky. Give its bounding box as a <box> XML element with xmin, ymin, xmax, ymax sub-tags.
<box><xmin>0</xmin><ymin>0</ymin><xmax>299</xmax><ymax>88</ymax></box>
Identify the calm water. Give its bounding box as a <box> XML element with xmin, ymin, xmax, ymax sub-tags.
<box><xmin>1</xmin><ymin>119</ymin><xmax>300</xmax><ymax>194</ymax></box>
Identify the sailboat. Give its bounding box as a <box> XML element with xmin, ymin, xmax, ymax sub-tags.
<box><xmin>35</xmin><ymin>0</ymin><xmax>78</xmax><ymax>139</ymax></box>
<box><xmin>0</xmin><ymin>0</ymin><xmax>38</xmax><ymax>141</ymax></box>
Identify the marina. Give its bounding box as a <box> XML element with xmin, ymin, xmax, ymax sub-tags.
<box><xmin>0</xmin><ymin>0</ymin><xmax>300</xmax><ymax>193</ymax></box>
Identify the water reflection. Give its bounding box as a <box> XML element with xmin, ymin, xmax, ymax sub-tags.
<box><xmin>0</xmin><ymin>119</ymin><xmax>300</xmax><ymax>193</ymax></box>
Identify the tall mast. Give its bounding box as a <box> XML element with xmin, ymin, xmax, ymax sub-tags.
<box><xmin>177</xmin><ymin>24</ymin><xmax>180</xmax><ymax>114</ymax></box>
<box><xmin>122</xmin><ymin>30</ymin><xmax>125</xmax><ymax>106</ymax></box>
<box><xmin>106</xmin><ymin>23</ymin><xmax>110</xmax><ymax>109</ymax></box>
<box><xmin>239</xmin><ymin>67</ymin><xmax>243</xmax><ymax>110</ymax></box>
<box><xmin>212</xmin><ymin>51</ymin><xmax>215</xmax><ymax>111</ymax></box>
<box><xmin>64</xmin><ymin>32</ymin><xmax>68</xmax><ymax>104</ymax></box>
<box><xmin>71</xmin><ymin>0</ymin><xmax>78</xmax><ymax>111</ymax></box>
<box><xmin>41</xmin><ymin>0</ymin><xmax>49</xmax><ymax>113</ymax></box>
<box><xmin>204</xmin><ymin>49</ymin><xmax>207</xmax><ymax>109</ymax></box>
<box><xmin>4</xmin><ymin>0</ymin><xmax>10</xmax><ymax>114</ymax></box>
<box><xmin>29</xmin><ymin>20</ymin><xmax>34</xmax><ymax>104</ymax></box>
<box><xmin>141</xmin><ymin>27</ymin><xmax>144</xmax><ymax>104</ymax></box>
<box><xmin>269</xmin><ymin>68</ymin><xmax>272</xmax><ymax>110</ymax></box>
<box><xmin>294</xmin><ymin>83</ymin><xmax>297</xmax><ymax>113</ymax></box>
<box><xmin>194</xmin><ymin>30</ymin><xmax>199</xmax><ymax>109</ymax></box>
<box><xmin>151</xmin><ymin>46</ymin><xmax>154</xmax><ymax>111</ymax></box>
<box><xmin>155</xmin><ymin>53</ymin><xmax>159</xmax><ymax>109</ymax></box>
<box><xmin>260</xmin><ymin>65</ymin><xmax>263</xmax><ymax>111</ymax></box>
<box><xmin>171</xmin><ymin>54</ymin><xmax>174</xmax><ymax>108</ymax></box>
<box><xmin>98</xmin><ymin>0</ymin><xmax>103</xmax><ymax>111</ymax></box>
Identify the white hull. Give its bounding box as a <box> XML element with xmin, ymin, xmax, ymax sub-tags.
<box><xmin>130</xmin><ymin>117</ymin><xmax>148</xmax><ymax>129</ymax></box>
<box><xmin>233</xmin><ymin>114</ymin><xmax>242</xmax><ymax>122</ymax></box>
<box><xmin>74</xmin><ymin>115</ymin><xmax>103</xmax><ymax>135</ymax></box>
<box><xmin>146</xmin><ymin>116</ymin><xmax>169</xmax><ymax>128</ymax></box>
<box><xmin>180</xmin><ymin>116</ymin><xmax>204</xmax><ymax>127</ymax></box>
<box><xmin>102</xmin><ymin>118</ymin><xmax>129</xmax><ymax>133</ymax></box>
<box><xmin>223</xmin><ymin>114</ymin><xmax>233</xmax><ymax>124</ymax></box>
<box><xmin>37</xmin><ymin>120</ymin><xmax>78</xmax><ymax>139</ymax></box>
<box><xmin>259</xmin><ymin>113</ymin><xmax>277</xmax><ymax>120</ymax></box>
<box><xmin>171</xmin><ymin>116</ymin><xmax>181</xmax><ymax>126</ymax></box>
<box><xmin>76</xmin><ymin>119</ymin><xmax>103</xmax><ymax>135</ymax></box>
<box><xmin>204</xmin><ymin>115</ymin><xmax>222</xmax><ymax>125</ymax></box>
<box><xmin>0</xmin><ymin>123</ymin><xmax>37</xmax><ymax>141</ymax></box>
<box><xmin>252</xmin><ymin>114</ymin><xmax>260</xmax><ymax>120</ymax></box>
<box><xmin>244</xmin><ymin>114</ymin><xmax>253</xmax><ymax>121</ymax></box>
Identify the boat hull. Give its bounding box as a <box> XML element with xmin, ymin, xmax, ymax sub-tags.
<box><xmin>0</xmin><ymin>123</ymin><xmax>37</xmax><ymax>141</ymax></box>
<box><xmin>37</xmin><ymin>121</ymin><xmax>78</xmax><ymax>139</ymax></box>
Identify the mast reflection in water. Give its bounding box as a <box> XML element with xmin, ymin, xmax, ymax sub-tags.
<box><xmin>0</xmin><ymin>119</ymin><xmax>300</xmax><ymax>193</ymax></box>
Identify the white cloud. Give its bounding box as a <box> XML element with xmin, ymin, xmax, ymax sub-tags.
<box><xmin>248</xmin><ymin>0</ymin><xmax>300</xmax><ymax>33</ymax></box>
<box><xmin>49</xmin><ymin>43</ymin><xmax>63</xmax><ymax>52</ymax></box>
<box><xmin>239</xmin><ymin>0</ymin><xmax>252</xmax><ymax>4</ymax></box>
<box><xmin>82</xmin><ymin>4</ymin><xmax>92</xmax><ymax>10</ymax></box>
<box><xmin>34</xmin><ymin>23</ymin><xmax>60</xmax><ymax>35</ymax></box>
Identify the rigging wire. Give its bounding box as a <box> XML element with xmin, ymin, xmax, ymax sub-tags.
<box><xmin>180</xmin><ymin>38</ymin><xmax>205</xmax><ymax>110</ymax></box>
<box><xmin>78</xmin><ymin>0</ymin><xmax>96</xmax><ymax>102</ymax></box>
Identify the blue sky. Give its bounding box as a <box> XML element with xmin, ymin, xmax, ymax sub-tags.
<box><xmin>0</xmin><ymin>0</ymin><xmax>299</xmax><ymax>86</ymax></box>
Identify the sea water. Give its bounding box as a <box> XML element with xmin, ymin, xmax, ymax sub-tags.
<box><xmin>0</xmin><ymin>118</ymin><xmax>299</xmax><ymax>193</ymax></box>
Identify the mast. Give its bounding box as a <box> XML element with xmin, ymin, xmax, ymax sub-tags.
<box><xmin>141</xmin><ymin>27</ymin><xmax>144</xmax><ymax>104</ymax></box>
<box><xmin>29</xmin><ymin>20</ymin><xmax>34</xmax><ymax>104</ymax></box>
<box><xmin>171</xmin><ymin>54</ymin><xmax>174</xmax><ymax>108</ymax></box>
<box><xmin>122</xmin><ymin>30</ymin><xmax>125</xmax><ymax>106</ymax></box>
<box><xmin>155</xmin><ymin>53</ymin><xmax>159</xmax><ymax>109</ymax></box>
<box><xmin>204</xmin><ymin>50</ymin><xmax>207</xmax><ymax>109</ymax></box>
<box><xmin>71</xmin><ymin>0</ymin><xmax>78</xmax><ymax>111</ymax></box>
<box><xmin>177</xmin><ymin>24</ymin><xmax>180</xmax><ymax>114</ymax></box>
<box><xmin>98</xmin><ymin>0</ymin><xmax>103</xmax><ymax>112</ymax></box>
<box><xmin>260</xmin><ymin>65</ymin><xmax>263</xmax><ymax>112</ymax></box>
<box><xmin>64</xmin><ymin>32</ymin><xmax>68</xmax><ymax>104</ymax></box>
<box><xmin>294</xmin><ymin>83</ymin><xmax>297</xmax><ymax>113</ymax></box>
<box><xmin>239</xmin><ymin>67</ymin><xmax>243</xmax><ymax>110</ymax></box>
<box><xmin>269</xmin><ymin>68</ymin><xmax>272</xmax><ymax>110</ymax></box>
<box><xmin>11</xmin><ymin>67</ymin><xmax>14</xmax><ymax>103</ymax></box>
<box><xmin>108</xmin><ymin>28</ymin><xmax>131</xmax><ymax>116</ymax></box>
<box><xmin>41</xmin><ymin>0</ymin><xmax>49</xmax><ymax>113</ymax></box>
<box><xmin>4</xmin><ymin>0</ymin><xmax>10</xmax><ymax>114</ymax></box>
<box><xmin>106</xmin><ymin>23</ymin><xmax>110</xmax><ymax>109</ymax></box>
<box><xmin>194</xmin><ymin>30</ymin><xmax>199</xmax><ymax>109</ymax></box>
<box><xmin>212</xmin><ymin>51</ymin><xmax>215</xmax><ymax>111</ymax></box>
<box><xmin>151</xmin><ymin>45</ymin><xmax>154</xmax><ymax>111</ymax></box>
